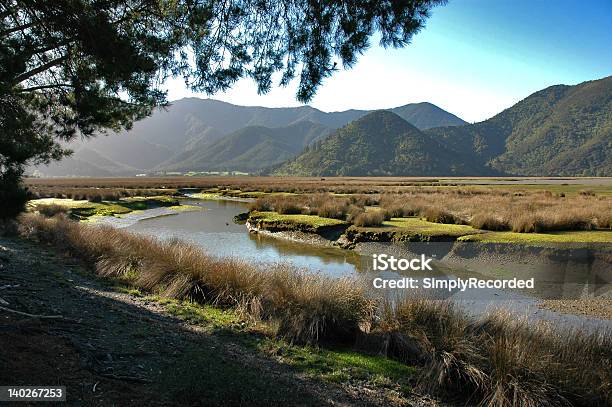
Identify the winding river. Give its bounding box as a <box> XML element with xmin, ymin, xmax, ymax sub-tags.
<box><xmin>98</xmin><ymin>197</ymin><xmax>611</xmax><ymax>332</ymax></box>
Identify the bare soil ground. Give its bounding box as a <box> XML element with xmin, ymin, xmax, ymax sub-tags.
<box><xmin>0</xmin><ymin>237</ymin><xmax>439</xmax><ymax>406</ymax></box>
<box><xmin>539</xmin><ymin>299</ymin><xmax>612</xmax><ymax>320</ymax></box>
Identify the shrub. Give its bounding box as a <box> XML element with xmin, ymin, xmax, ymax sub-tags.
<box><xmin>422</xmin><ymin>207</ymin><xmax>459</xmax><ymax>224</ymax></box>
<box><xmin>353</xmin><ymin>210</ymin><xmax>385</xmax><ymax>227</ymax></box>
<box><xmin>470</xmin><ymin>213</ymin><xmax>509</xmax><ymax>231</ymax></box>
<box><xmin>34</xmin><ymin>204</ymin><xmax>69</xmax><ymax>217</ymax></box>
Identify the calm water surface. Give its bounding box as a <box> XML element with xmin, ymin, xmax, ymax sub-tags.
<box><xmin>127</xmin><ymin>199</ymin><xmax>361</xmax><ymax>278</ymax></box>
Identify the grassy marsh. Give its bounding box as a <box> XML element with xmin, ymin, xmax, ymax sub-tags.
<box><xmin>29</xmin><ymin>196</ymin><xmax>181</xmax><ymax>220</ymax></box>
<box><xmin>15</xmin><ymin>213</ymin><xmax>612</xmax><ymax>406</ymax></box>
<box><xmin>248</xmin><ymin>211</ymin><xmax>349</xmax><ymax>230</ymax></box>
<box><xmin>459</xmin><ymin>230</ymin><xmax>612</xmax><ymax>244</ymax></box>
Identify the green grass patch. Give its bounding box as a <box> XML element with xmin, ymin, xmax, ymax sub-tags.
<box><xmin>145</xmin><ymin>295</ymin><xmax>240</xmax><ymax>330</ymax></box>
<box><xmin>459</xmin><ymin>230</ymin><xmax>612</xmax><ymax>245</ymax></box>
<box><xmin>345</xmin><ymin>217</ymin><xmax>482</xmax><ymax>243</ymax></box>
<box><xmin>192</xmin><ymin>190</ymin><xmax>299</xmax><ymax>199</ymax></box>
<box><xmin>384</xmin><ymin>217</ymin><xmax>479</xmax><ymax>236</ymax></box>
<box><xmin>189</xmin><ymin>192</ymin><xmax>226</xmax><ymax>199</ymax></box>
<box><xmin>249</xmin><ymin>211</ymin><xmax>348</xmax><ymax>228</ymax></box>
<box><xmin>258</xmin><ymin>339</ymin><xmax>417</xmax><ymax>389</ymax></box>
<box><xmin>29</xmin><ymin>196</ymin><xmax>180</xmax><ymax>220</ymax></box>
<box><xmin>116</xmin><ymin>283</ymin><xmax>417</xmax><ymax>397</ymax></box>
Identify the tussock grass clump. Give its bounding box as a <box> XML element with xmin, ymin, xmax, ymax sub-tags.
<box><xmin>509</xmin><ymin>211</ymin><xmax>595</xmax><ymax>233</ymax></box>
<box><xmin>377</xmin><ymin>298</ymin><xmax>487</xmax><ymax>395</ymax></box>
<box><xmin>28</xmin><ymin>185</ymin><xmax>175</xmax><ymax>202</ymax></box>
<box><xmin>352</xmin><ymin>210</ymin><xmax>386</xmax><ymax>227</ymax></box>
<box><xmin>248</xmin><ymin>197</ymin><xmax>273</xmax><ymax>212</ymax></box>
<box><xmin>509</xmin><ymin>214</ymin><xmax>544</xmax><ymax>233</ymax></box>
<box><xmin>274</xmin><ymin>200</ymin><xmax>303</xmax><ymax>215</ymax></box>
<box><xmin>313</xmin><ymin>201</ymin><xmax>349</xmax><ymax>219</ymax></box>
<box><xmin>374</xmin><ymin>298</ymin><xmax>612</xmax><ymax>406</ymax></box>
<box><xmin>596</xmin><ymin>212</ymin><xmax>612</xmax><ymax>229</ymax></box>
<box><xmin>422</xmin><ymin>207</ymin><xmax>462</xmax><ymax>224</ymax></box>
<box><xmin>378</xmin><ymin>191</ymin><xmax>610</xmax><ymax>233</ymax></box>
<box><xmin>33</xmin><ymin>203</ymin><xmax>69</xmax><ymax>218</ymax></box>
<box><xmin>470</xmin><ymin>213</ymin><xmax>509</xmax><ymax>231</ymax></box>
<box><xmin>249</xmin><ymin>194</ymin><xmax>353</xmax><ymax>220</ymax></box>
<box><xmin>346</xmin><ymin>205</ymin><xmax>365</xmax><ymax>223</ymax></box>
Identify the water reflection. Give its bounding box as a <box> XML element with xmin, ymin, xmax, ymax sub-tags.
<box><xmin>127</xmin><ymin>199</ymin><xmax>360</xmax><ymax>277</ymax></box>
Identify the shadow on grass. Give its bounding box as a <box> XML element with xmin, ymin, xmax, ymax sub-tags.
<box><xmin>0</xmin><ymin>239</ymin><xmax>337</xmax><ymax>406</ymax></box>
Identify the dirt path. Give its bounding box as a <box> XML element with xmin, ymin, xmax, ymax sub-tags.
<box><xmin>0</xmin><ymin>237</ymin><xmax>432</xmax><ymax>406</ymax></box>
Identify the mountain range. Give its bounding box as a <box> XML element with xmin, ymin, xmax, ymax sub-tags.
<box><xmin>271</xmin><ymin>111</ymin><xmax>490</xmax><ymax>176</ymax></box>
<box><xmin>32</xmin><ymin>76</ymin><xmax>611</xmax><ymax>177</ymax></box>
<box><xmin>274</xmin><ymin>76</ymin><xmax>611</xmax><ymax>177</ymax></box>
<box><xmin>425</xmin><ymin>76</ymin><xmax>611</xmax><ymax>176</ymax></box>
<box><xmin>32</xmin><ymin>100</ymin><xmax>465</xmax><ymax>176</ymax></box>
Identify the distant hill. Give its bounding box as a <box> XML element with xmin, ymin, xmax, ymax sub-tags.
<box><xmin>272</xmin><ymin>111</ymin><xmax>490</xmax><ymax>176</ymax></box>
<box><xmin>425</xmin><ymin>76</ymin><xmax>612</xmax><ymax>176</ymax></box>
<box><xmin>160</xmin><ymin>121</ymin><xmax>331</xmax><ymax>173</ymax></box>
<box><xmin>30</xmin><ymin>99</ymin><xmax>465</xmax><ymax>176</ymax></box>
<box><xmin>390</xmin><ymin>102</ymin><xmax>466</xmax><ymax>129</ymax></box>
<box><xmin>35</xmin><ymin>148</ymin><xmax>139</xmax><ymax>177</ymax></box>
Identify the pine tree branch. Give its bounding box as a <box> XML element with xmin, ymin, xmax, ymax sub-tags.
<box><xmin>11</xmin><ymin>55</ymin><xmax>68</xmax><ymax>86</ymax></box>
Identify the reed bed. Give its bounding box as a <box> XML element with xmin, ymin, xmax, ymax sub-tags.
<box><xmin>375</xmin><ymin>297</ymin><xmax>611</xmax><ymax>406</ymax></box>
<box><xmin>24</xmin><ymin>176</ymin><xmax>454</xmax><ymax>194</ymax></box>
<box><xmin>379</xmin><ymin>191</ymin><xmax>611</xmax><ymax>232</ymax></box>
<box><xmin>16</xmin><ymin>213</ymin><xmax>612</xmax><ymax>406</ymax></box>
<box><xmin>248</xmin><ymin>191</ymin><xmax>611</xmax><ymax>232</ymax></box>
<box><xmin>27</xmin><ymin>186</ymin><xmax>178</xmax><ymax>201</ymax></box>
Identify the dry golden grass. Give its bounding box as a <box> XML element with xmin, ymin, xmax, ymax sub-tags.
<box><xmin>16</xmin><ymin>213</ymin><xmax>612</xmax><ymax>406</ymax></box>
<box><xmin>32</xmin><ymin>203</ymin><xmax>69</xmax><ymax>217</ymax></box>
<box><xmin>17</xmin><ymin>213</ymin><xmax>373</xmax><ymax>344</ymax></box>
<box><xmin>24</xmin><ymin>176</ymin><xmax>451</xmax><ymax>194</ymax></box>
<box><xmin>380</xmin><ymin>191</ymin><xmax>611</xmax><ymax>232</ymax></box>
<box><xmin>27</xmin><ymin>186</ymin><xmax>177</xmax><ymax>201</ymax></box>
<box><xmin>248</xmin><ymin>190</ymin><xmax>611</xmax><ymax>233</ymax></box>
<box><xmin>375</xmin><ymin>297</ymin><xmax>611</xmax><ymax>406</ymax></box>
<box><xmin>353</xmin><ymin>210</ymin><xmax>386</xmax><ymax>227</ymax></box>
<box><xmin>25</xmin><ymin>177</ymin><xmax>611</xmax><ymax>233</ymax></box>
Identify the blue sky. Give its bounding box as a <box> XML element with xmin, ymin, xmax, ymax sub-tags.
<box><xmin>165</xmin><ymin>0</ymin><xmax>612</xmax><ymax>122</ymax></box>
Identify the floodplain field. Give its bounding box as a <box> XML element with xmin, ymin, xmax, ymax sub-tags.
<box><xmin>25</xmin><ymin>175</ymin><xmax>612</xmax><ymax>195</ymax></box>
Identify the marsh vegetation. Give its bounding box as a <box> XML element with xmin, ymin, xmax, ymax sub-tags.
<box><xmin>248</xmin><ymin>188</ymin><xmax>611</xmax><ymax>232</ymax></box>
<box><xmin>16</xmin><ymin>212</ymin><xmax>612</xmax><ymax>406</ymax></box>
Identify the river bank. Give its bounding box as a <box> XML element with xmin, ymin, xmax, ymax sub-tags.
<box><xmin>0</xmin><ymin>235</ymin><xmax>433</xmax><ymax>406</ymax></box>
<box><xmin>7</xmin><ymin>211</ymin><xmax>612</xmax><ymax>406</ymax></box>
